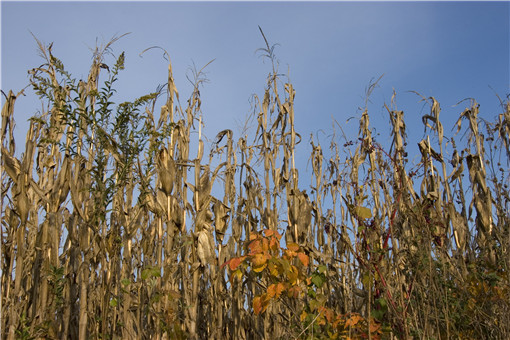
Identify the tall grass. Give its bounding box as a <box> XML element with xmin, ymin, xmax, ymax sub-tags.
<box><xmin>1</xmin><ymin>34</ymin><xmax>509</xmax><ymax>339</ymax></box>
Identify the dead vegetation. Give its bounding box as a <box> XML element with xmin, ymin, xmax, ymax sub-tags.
<box><xmin>1</xmin><ymin>34</ymin><xmax>509</xmax><ymax>339</ymax></box>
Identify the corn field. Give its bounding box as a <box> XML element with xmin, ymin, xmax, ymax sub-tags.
<box><xmin>1</xmin><ymin>34</ymin><xmax>509</xmax><ymax>339</ymax></box>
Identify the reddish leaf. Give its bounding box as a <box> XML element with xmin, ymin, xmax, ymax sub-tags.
<box><xmin>264</xmin><ymin>229</ymin><xmax>275</xmax><ymax>237</ymax></box>
<box><xmin>267</xmin><ymin>283</ymin><xmax>277</xmax><ymax>299</ymax></box>
<box><xmin>248</xmin><ymin>239</ymin><xmax>262</xmax><ymax>255</ymax></box>
<box><xmin>253</xmin><ymin>296</ymin><xmax>263</xmax><ymax>315</ymax></box>
<box><xmin>253</xmin><ymin>294</ymin><xmax>269</xmax><ymax>315</ymax></box>
<box><xmin>261</xmin><ymin>238</ymin><xmax>270</xmax><ymax>252</ymax></box>
<box><xmin>297</xmin><ymin>252</ymin><xmax>309</xmax><ymax>267</ymax></box>
<box><xmin>287</xmin><ymin>285</ymin><xmax>301</xmax><ymax>298</ymax></box>
<box><xmin>220</xmin><ymin>259</ymin><xmax>230</xmax><ymax>270</ymax></box>
<box><xmin>321</xmin><ymin>307</ymin><xmax>335</xmax><ymax>323</ymax></box>
<box><xmin>269</xmin><ymin>236</ymin><xmax>280</xmax><ymax>251</ymax></box>
<box><xmin>369</xmin><ymin>321</ymin><xmax>381</xmax><ymax>333</ymax></box>
<box><xmin>333</xmin><ymin>315</ymin><xmax>343</xmax><ymax>328</ymax></box>
<box><xmin>345</xmin><ymin>314</ymin><xmax>363</xmax><ymax>328</ymax></box>
<box><xmin>267</xmin><ymin>282</ymin><xmax>286</xmax><ymax>299</ymax></box>
<box><xmin>228</xmin><ymin>256</ymin><xmax>245</xmax><ymax>271</ymax></box>
<box><xmin>275</xmin><ymin>282</ymin><xmax>286</xmax><ymax>298</ymax></box>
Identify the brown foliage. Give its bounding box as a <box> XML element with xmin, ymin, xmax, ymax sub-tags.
<box><xmin>1</xmin><ymin>35</ymin><xmax>509</xmax><ymax>339</ymax></box>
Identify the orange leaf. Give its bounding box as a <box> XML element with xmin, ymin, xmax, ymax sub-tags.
<box><xmin>261</xmin><ymin>238</ymin><xmax>270</xmax><ymax>252</ymax></box>
<box><xmin>269</xmin><ymin>236</ymin><xmax>280</xmax><ymax>251</ymax></box>
<box><xmin>267</xmin><ymin>283</ymin><xmax>277</xmax><ymax>299</ymax></box>
<box><xmin>333</xmin><ymin>315</ymin><xmax>343</xmax><ymax>328</ymax></box>
<box><xmin>287</xmin><ymin>285</ymin><xmax>301</xmax><ymax>298</ymax></box>
<box><xmin>252</xmin><ymin>253</ymin><xmax>268</xmax><ymax>267</ymax></box>
<box><xmin>264</xmin><ymin>229</ymin><xmax>282</xmax><ymax>241</ymax></box>
<box><xmin>287</xmin><ymin>242</ymin><xmax>300</xmax><ymax>252</ymax></box>
<box><xmin>345</xmin><ymin>314</ymin><xmax>362</xmax><ymax>328</ymax></box>
<box><xmin>264</xmin><ymin>229</ymin><xmax>275</xmax><ymax>237</ymax></box>
<box><xmin>249</xmin><ymin>232</ymin><xmax>259</xmax><ymax>240</ymax></box>
<box><xmin>253</xmin><ymin>296</ymin><xmax>263</xmax><ymax>315</ymax></box>
<box><xmin>320</xmin><ymin>307</ymin><xmax>334</xmax><ymax>323</ymax></box>
<box><xmin>253</xmin><ymin>294</ymin><xmax>269</xmax><ymax>314</ymax></box>
<box><xmin>267</xmin><ymin>282</ymin><xmax>286</xmax><ymax>299</ymax></box>
<box><xmin>297</xmin><ymin>252</ymin><xmax>309</xmax><ymax>267</ymax></box>
<box><xmin>228</xmin><ymin>256</ymin><xmax>244</xmax><ymax>271</ymax></box>
<box><xmin>369</xmin><ymin>321</ymin><xmax>381</xmax><ymax>333</ymax></box>
<box><xmin>285</xmin><ymin>249</ymin><xmax>297</xmax><ymax>258</ymax></box>
<box><xmin>276</xmin><ymin>282</ymin><xmax>286</xmax><ymax>298</ymax></box>
<box><xmin>248</xmin><ymin>239</ymin><xmax>262</xmax><ymax>255</ymax></box>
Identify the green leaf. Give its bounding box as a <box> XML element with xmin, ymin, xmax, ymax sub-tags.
<box><xmin>317</xmin><ymin>264</ymin><xmax>327</xmax><ymax>274</ymax></box>
<box><xmin>279</xmin><ymin>258</ymin><xmax>291</xmax><ymax>275</ymax></box>
<box><xmin>309</xmin><ymin>299</ymin><xmax>320</xmax><ymax>311</ymax></box>
<box><xmin>109</xmin><ymin>298</ymin><xmax>118</xmax><ymax>307</ymax></box>
<box><xmin>311</xmin><ymin>273</ymin><xmax>325</xmax><ymax>288</ymax></box>
<box><xmin>141</xmin><ymin>268</ymin><xmax>151</xmax><ymax>280</ymax></box>
<box><xmin>377</xmin><ymin>297</ymin><xmax>387</xmax><ymax>311</ymax></box>
<box><xmin>121</xmin><ymin>279</ymin><xmax>131</xmax><ymax>286</ymax></box>
<box><xmin>307</xmin><ymin>287</ymin><xmax>316</xmax><ymax>299</ymax></box>
<box><xmin>371</xmin><ymin>308</ymin><xmax>385</xmax><ymax>320</ymax></box>
<box><xmin>150</xmin><ymin>268</ymin><xmax>161</xmax><ymax>278</ymax></box>
<box><xmin>142</xmin><ymin>266</ymin><xmax>161</xmax><ymax>280</ymax></box>
<box><xmin>315</xmin><ymin>293</ymin><xmax>327</xmax><ymax>304</ymax></box>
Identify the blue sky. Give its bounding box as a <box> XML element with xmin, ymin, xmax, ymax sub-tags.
<box><xmin>2</xmin><ymin>1</ymin><xmax>509</xmax><ymax>174</ymax></box>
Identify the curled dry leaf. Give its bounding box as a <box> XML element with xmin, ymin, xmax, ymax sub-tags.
<box><xmin>213</xmin><ymin>200</ymin><xmax>230</xmax><ymax>242</ymax></box>
<box><xmin>158</xmin><ymin>147</ymin><xmax>175</xmax><ymax>196</ymax></box>
<box><xmin>197</xmin><ymin>229</ymin><xmax>214</xmax><ymax>267</ymax></box>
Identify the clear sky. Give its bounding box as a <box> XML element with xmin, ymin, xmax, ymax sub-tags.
<box><xmin>2</xmin><ymin>1</ymin><xmax>509</xmax><ymax>173</ymax></box>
